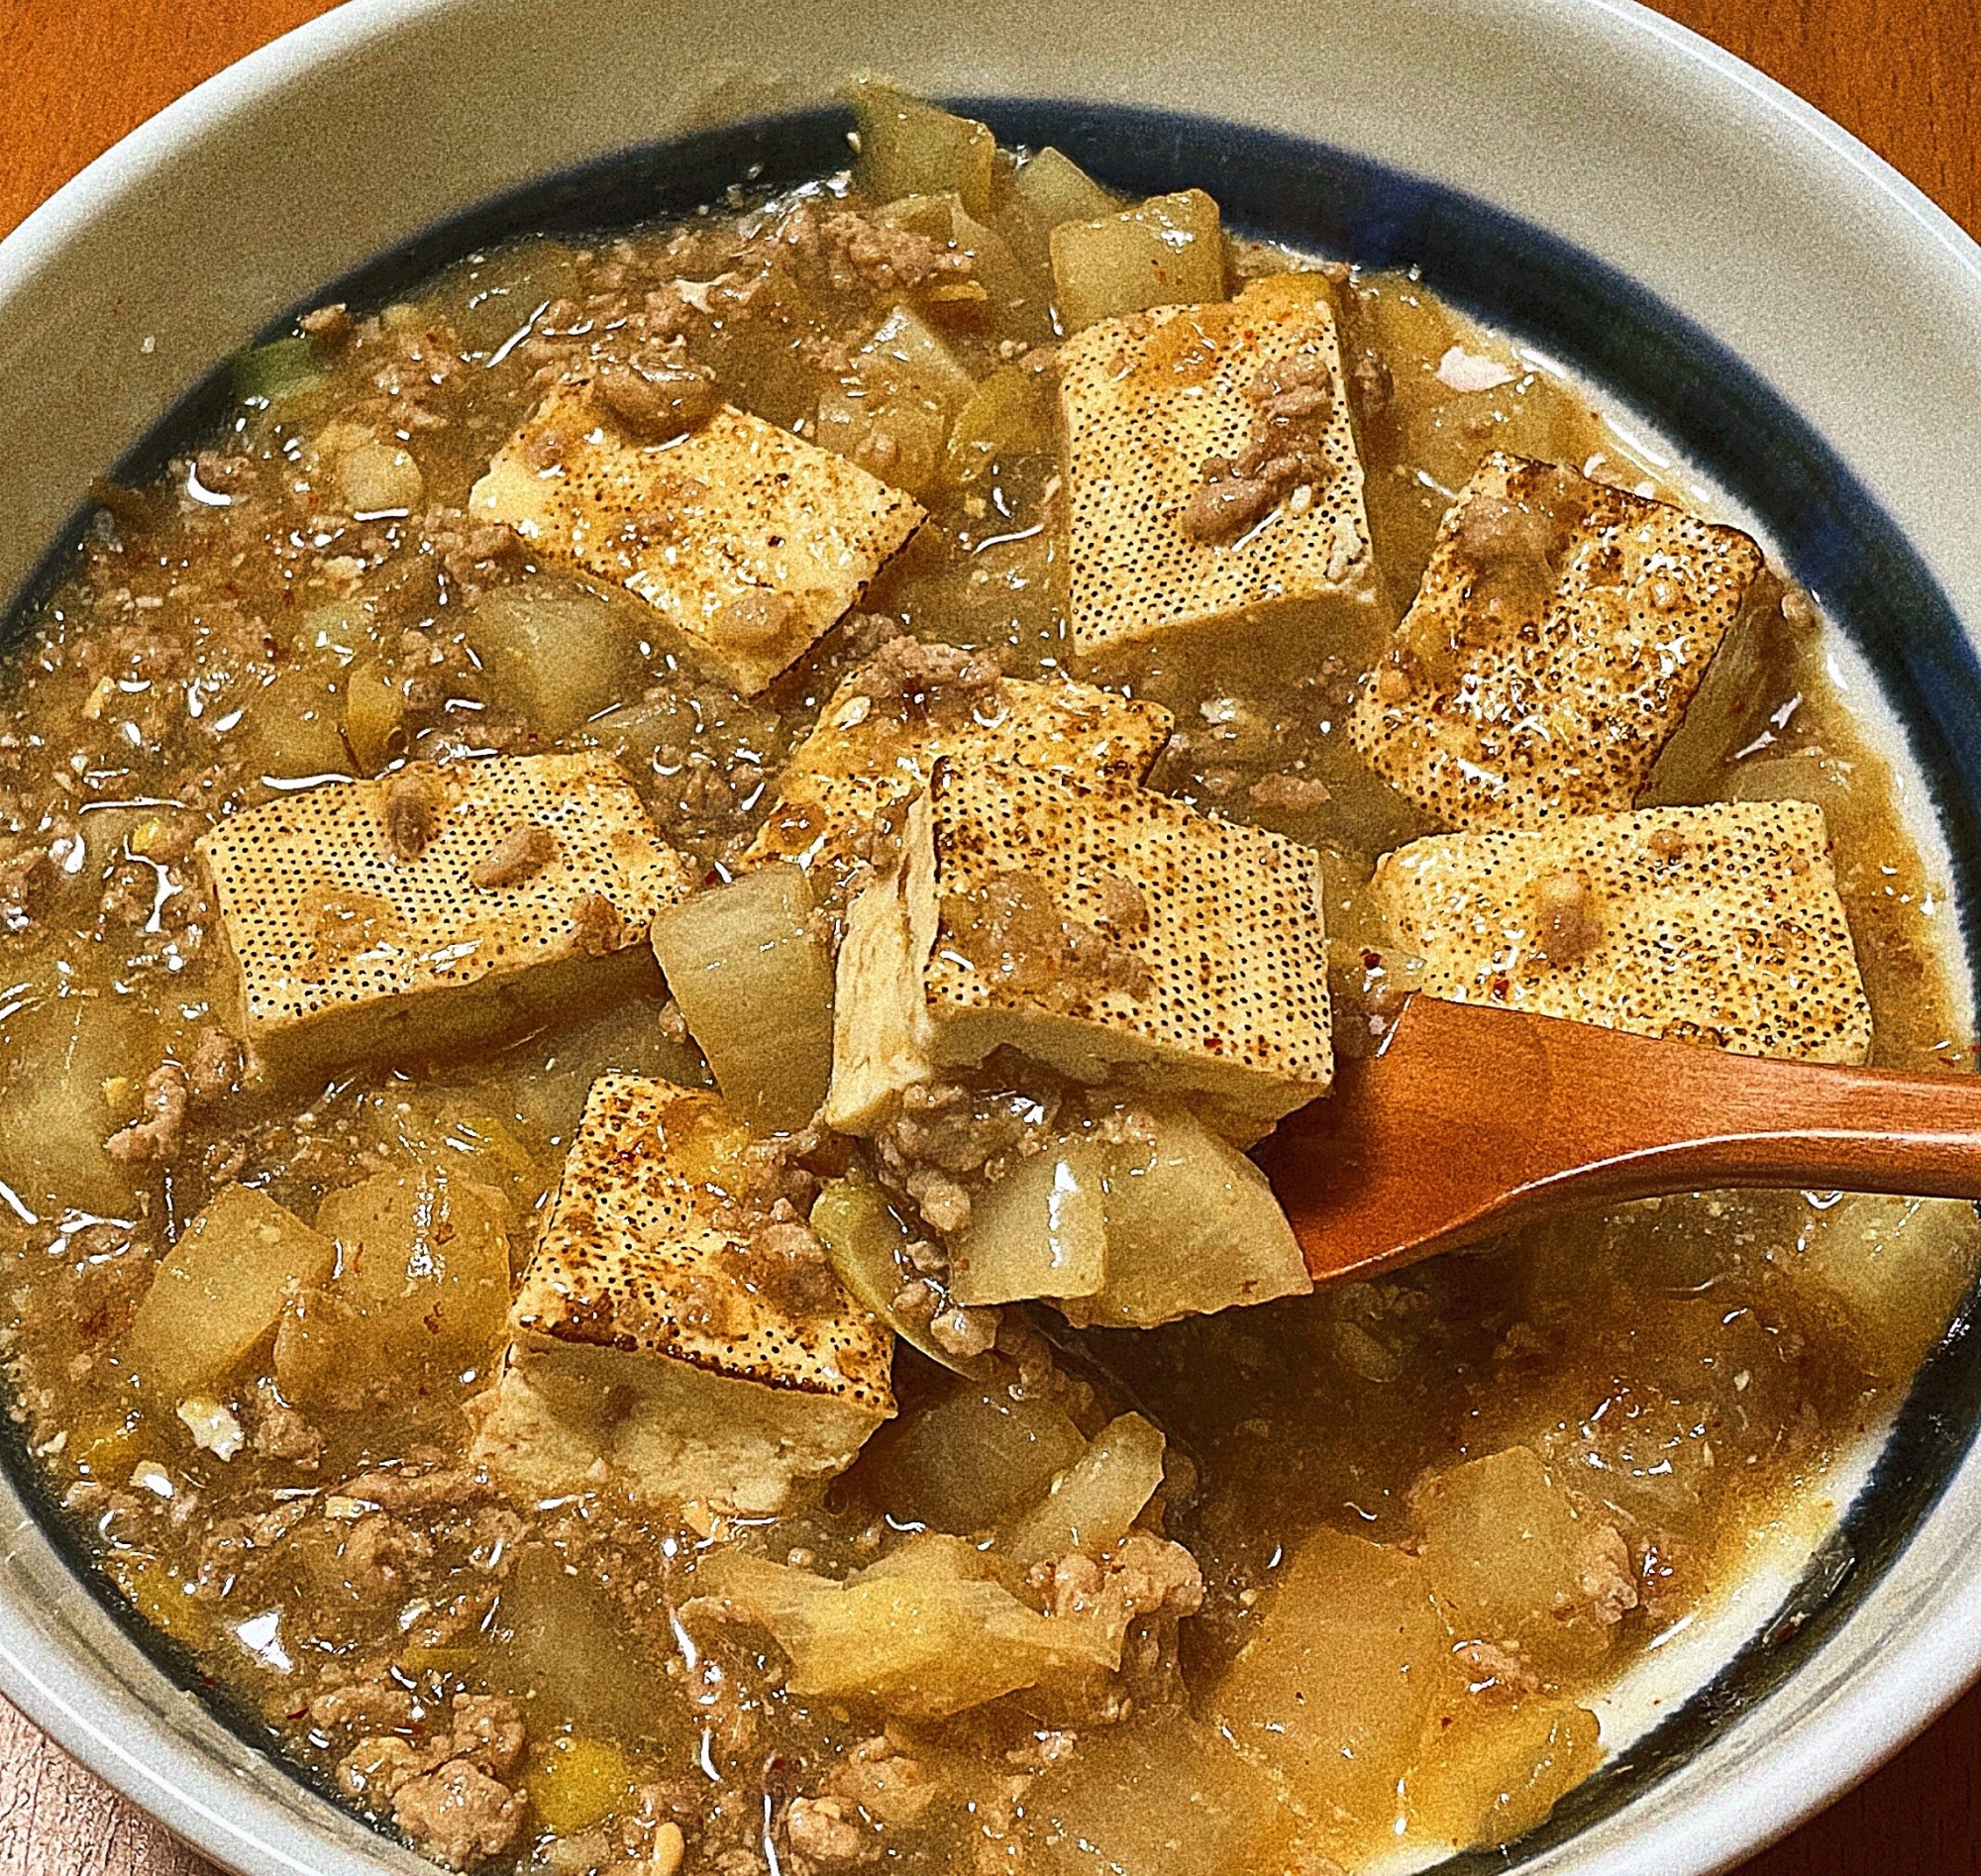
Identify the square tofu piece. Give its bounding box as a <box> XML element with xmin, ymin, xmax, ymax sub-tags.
<box><xmin>469</xmin><ymin>1075</ymin><xmax>894</xmax><ymax>1513</ymax></box>
<box><xmin>744</xmin><ymin>651</ymin><xmax>1174</xmax><ymax>903</ymax></box>
<box><xmin>469</xmin><ymin>385</ymin><xmax>925</xmax><ymax>695</ymax></box>
<box><xmin>1350</xmin><ymin>452</ymin><xmax>1769</xmax><ymax>831</ymax></box>
<box><xmin>826</xmin><ymin>759</ymin><xmax>1333</xmax><ymax>1142</ymax></box>
<box><xmin>200</xmin><ymin>753</ymin><xmax>691</xmax><ymax>1086</ymax></box>
<box><xmin>1373</xmin><ymin>800</ymin><xmax>1872</xmax><ymax>1062</ymax></box>
<box><xmin>1059</xmin><ymin>273</ymin><xmax>1376</xmax><ymax>654</ymax></box>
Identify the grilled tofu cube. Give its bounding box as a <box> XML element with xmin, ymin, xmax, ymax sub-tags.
<box><xmin>826</xmin><ymin>760</ymin><xmax>1333</xmax><ymax>1141</ymax></box>
<box><xmin>1350</xmin><ymin>452</ymin><xmax>1769</xmax><ymax>831</ymax></box>
<box><xmin>1059</xmin><ymin>273</ymin><xmax>1376</xmax><ymax>655</ymax></box>
<box><xmin>744</xmin><ymin>650</ymin><xmax>1174</xmax><ymax>905</ymax></box>
<box><xmin>470</xmin><ymin>1075</ymin><xmax>895</xmax><ymax>1513</ymax></box>
<box><xmin>469</xmin><ymin>388</ymin><xmax>924</xmax><ymax>695</ymax></box>
<box><xmin>1373</xmin><ymin>800</ymin><xmax>1872</xmax><ymax>1062</ymax></box>
<box><xmin>200</xmin><ymin>753</ymin><xmax>691</xmax><ymax>1086</ymax></box>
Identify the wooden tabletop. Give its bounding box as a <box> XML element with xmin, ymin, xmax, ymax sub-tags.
<box><xmin>4</xmin><ymin>1</ymin><xmax>1980</xmax><ymax>1871</ymax></box>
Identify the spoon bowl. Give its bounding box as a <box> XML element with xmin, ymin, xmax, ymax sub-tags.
<box><xmin>1256</xmin><ymin>995</ymin><xmax>1981</xmax><ymax>1283</ymax></box>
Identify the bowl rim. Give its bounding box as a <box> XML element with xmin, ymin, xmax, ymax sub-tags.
<box><xmin>4</xmin><ymin>4</ymin><xmax>1981</xmax><ymax>1874</ymax></box>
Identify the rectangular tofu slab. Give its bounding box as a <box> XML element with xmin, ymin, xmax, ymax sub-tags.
<box><xmin>1350</xmin><ymin>452</ymin><xmax>1769</xmax><ymax>831</ymax></box>
<box><xmin>469</xmin><ymin>1075</ymin><xmax>894</xmax><ymax>1513</ymax></box>
<box><xmin>1373</xmin><ymin>800</ymin><xmax>1872</xmax><ymax>1062</ymax></box>
<box><xmin>469</xmin><ymin>386</ymin><xmax>925</xmax><ymax>695</ymax></box>
<box><xmin>1059</xmin><ymin>273</ymin><xmax>1376</xmax><ymax>654</ymax></box>
<box><xmin>826</xmin><ymin>759</ymin><xmax>1334</xmax><ymax>1141</ymax></box>
<box><xmin>744</xmin><ymin>645</ymin><xmax>1174</xmax><ymax>904</ymax></box>
<box><xmin>200</xmin><ymin>754</ymin><xmax>691</xmax><ymax>1086</ymax></box>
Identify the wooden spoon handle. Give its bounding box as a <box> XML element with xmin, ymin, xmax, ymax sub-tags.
<box><xmin>1261</xmin><ymin>996</ymin><xmax>1981</xmax><ymax>1282</ymax></box>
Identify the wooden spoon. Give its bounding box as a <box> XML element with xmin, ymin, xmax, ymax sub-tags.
<box><xmin>1254</xmin><ymin>994</ymin><xmax>1981</xmax><ymax>1285</ymax></box>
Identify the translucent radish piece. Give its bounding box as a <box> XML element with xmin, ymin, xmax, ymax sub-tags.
<box><xmin>811</xmin><ymin>1170</ymin><xmax>984</xmax><ymax>1377</ymax></box>
<box><xmin>869</xmin><ymin>1372</ymin><xmax>1088</xmax><ymax>1533</ymax></box>
<box><xmin>845</xmin><ymin>78</ymin><xmax>996</xmax><ymax>219</ymax></box>
<box><xmin>951</xmin><ymin>1141</ymin><xmax>1107</xmax><ymax>1305</ymax></box>
<box><xmin>1049</xmin><ymin>190</ymin><xmax>1225</xmax><ymax>333</ymax></box>
<box><xmin>1058</xmin><ymin>1110</ymin><xmax>1309</xmax><ymax>1328</ymax></box>
<box><xmin>999</xmin><ymin>1411</ymin><xmax>1166</xmax><ymax>1566</ymax></box>
<box><xmin>123</xmin><ymin>1187</ymin><xmax>336</xmax><ymax>1401</ymax></box>
<box><xmin>652</xmin><ymin>863</ymin><xmax>834</xmax><ymax>1132</ymax></box>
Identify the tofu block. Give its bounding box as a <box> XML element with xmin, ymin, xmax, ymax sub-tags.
<box><xmin>1058</xmin><ymin>273</ymin><xmax>1376</xmax><ymax>654</ymax></box>
<box><xmin>1350</xmin><ymin>452</ymin><xmax>1769</xmax><ymax>830</ymax></box>
<box><xmin>469</xmin><ymin>1075</ymin><xmax>894</xmax><ymax>1513</ymax></box>
<box><xmin>744</xmin><ymin>652</ymin><xmax>1174</xmax><ymax>902</ymax></box>
<box><xmin>469</xmin><ymin>387</ymin><xmax>925</xmax><ymax>695</ymax></box>
<box><xmin>1373</xmin><ymin>800</ymin><xmax>1872</xmax><ymax>1062</ymax></box>
<box><xmin>826</xmin><ymin>760</ymin><xmax>1333</xmax><ymax>1141</ymax></box>
<box><xmin>200</xmin><ymin>753</ymin><xmax>691</xmax><ymax>1086</ymax></box>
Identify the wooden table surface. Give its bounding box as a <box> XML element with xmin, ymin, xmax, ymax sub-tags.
<box><xmin>4</xmin><ymin>0</ymin><xmax>1981</xmax><ymax>1870</ymax></box>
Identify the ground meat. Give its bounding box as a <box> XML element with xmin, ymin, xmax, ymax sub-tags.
<box><xmin>1573</xmin><ymin>1521</ymin><xmax>1639</xmax><ymax>1626</ymax></box>
<box><xmin>1033</xmin><ymin>1530</ymin><xmax>1205</xmax><ymax>1683</ymax></box>
<box><xmin>886</xmin><ymin>1081</ymin><xmax>1054</xmax><ymax>1181</ymax></box>
<box><xmin>741</xmin><ymin>1216</ymin><xmax>845</xmax><ymax>1317</ymax></box>
<box><xmin>1182</xmin><ymin>352</ymin><xmax>1340</xmax><ymax>545</ymax></box>
<box><xmin>339</xmin><ymin>1734</ymin><xmax>429</xmax><ymax>1802</ymax></box>
<box><xmin>1631</xmin><ymin>1527</ymin><xmax>1687</xmax><ymax>1624</ymax></box>
<box><xmin>333</xmin><ymin>1464</ymin><xmax>500</xmax><ymax>1515</ymax></box>
<box><xmin>1247</xmin><ymin>771</ymin><xmax>1332</xmax><ymax>813</ymax></box>
<box><xmin>783</xmin><ymin>1794</ymin><xmax>870</xmax><ymax>1868</ymax></box>
<box><xmin>0</xmin><ymin>846</ymin><xmax>52</xmax><ymax>931</ymax></box>
<box><xmin>826</xmin><ymin>1735</ymin><xmax>939</xmax><ymax>1830</ymax></box>
<box><xmin>184</xmin><ymin>1028</ymin><xmax>242</xmax><ymax>1104</ymax></box>
<box><xmin>392</xmin><ymin>1758</ymin><xmax>525</xmax><ymax>1871</ymax></box>
<box><xmin>1454</xmin><ymin>1638</ymin><xmax>1541</xmax><ymax>1701</ymax></box>
<box><xmin>310</xmin><ymin>1676</ymin><xmax>420</xmax><ymax>1736</ymax></box>
<box><xmin>104</xmin><ymin>1062</ymin><xmax>189</xmax><ymax>1165</ymax></box>
<box><xmin>927</xmin><ymin>1302</ymin><xmax>1000</xmax><ymax>1361</ymax></box>
<box><xmin>249</xmin><ymin>1384</ymin><xmax>322</xmax><ymax>1468</ymax></box>
<box><xmin>1179</xmin><ymin>475</ymin><xmax>1278</xmax><ymax>545</ymax></box>
<box><xmin>300</xmin><ymin>302</ymin><xmax>354</xmax><ymax>345</ymax></box>
<box><xmin>781</xmin><ymin>205</ymin><xmax>973</xmax><ymax>296</ymax></box>
<box><xmin>1529</xmin><ymin>867</ymin><xmax>1602</xmax><ymax>967</ymax></box>
<box><xmin>336</xmin><ymin>1511</ymin><xmax>435</xmax><ymax>1597</ymax></box>
<box><xmin>571</xmin><ymin>891</ymin><xmax>630</xmax><ymax>956</ymax></box>
<box><xmin>447</xmin><ymin>1694</ymin><xmax>527</xmax><ymax>1781</ymax></box>
<box><xmin>1447</xmin><ymin>466</ymin><xmax>1591</xmax><ymax>628</ymax></box>
<box><xmin>902</xmin><ymin>1165</ymin><xmax>972</xmax><ymax>1236</ymax></box>
<box><xmin>593</xmin><ymin>360</ymin><xmax>717</xmax><ymax>443</ymax></box>
<box><xmin>469</xmin><ymin>822</ymin><xmax>557</xmax><ymax>889</ymax></box>
<box><xmin>385</xmin><ymin>769</ymin><xmax>442</xmax><ymax>862</ymax></box>
<box><xmin>842</xmin><ymin>633</ymin><xmax>1001</xmax><ymax>725</ymax></box>
<box><xmin>1349</xmin><ymin>349</ymin><xmax>1393</xmax><ymax>424</ymax></box>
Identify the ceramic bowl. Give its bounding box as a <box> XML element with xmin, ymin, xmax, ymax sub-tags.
<box><xmin>4</xmin><ymin>2</ymin><xmax>1981</xmax><ymax>1871</ymax></box>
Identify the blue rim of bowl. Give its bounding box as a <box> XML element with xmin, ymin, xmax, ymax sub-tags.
<box><xmin>5</xmin><ymin>99</ymin><xmax>1979</xmax><ymax>1869</ymax></box>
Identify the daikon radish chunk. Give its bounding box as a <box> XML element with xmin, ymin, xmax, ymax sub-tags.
<box><xmin>1000</xmin><ymin>1412</ymin><xmax>1166</xmax><ymax>1566</ymax></box>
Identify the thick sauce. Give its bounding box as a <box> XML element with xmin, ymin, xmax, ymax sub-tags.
<box><xmin>0</xmin><ymin>121</ymin><xmax>1973</xmax><ymax>1876</ymax></box>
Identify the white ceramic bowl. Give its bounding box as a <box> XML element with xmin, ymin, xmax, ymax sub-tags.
<box><xmin>5</xmin><ymin>3</ymin><xmax>1981</xmax><ymax>1872</ymax></box>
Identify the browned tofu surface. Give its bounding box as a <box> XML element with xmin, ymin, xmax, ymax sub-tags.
<box><xmin>1375</xmin><ymin>799</ymin><xmax>1872</xmax><ymax>1062</ymax></box>
<box><xmin>828</xmin><ymin>759</ymin><xmax>1333</xmax><ymax>1139</ymax></box>
<box><xmin>469</xmin><ymin>388</ymin><xmax>924</xmax><ymax>694</ymax></box>
<box><xmin>1060</xmin><ymin>274</ymin><xmax>1376</xmax><ymax>654</ymax></box>
<box><xmin>1350</xmin><ymin>452</ymin><xmax>1768</xmax><ymax>830</ymax></box>
<box><xmin>472</xmin><ymin>1076</ymin><xmax>894</xmax><ymax>1513</ymax></box>
<box><xmin>200</xmin><ymin>753</ymin><xmax>690</xmax><ymax>1084</ymax></box>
